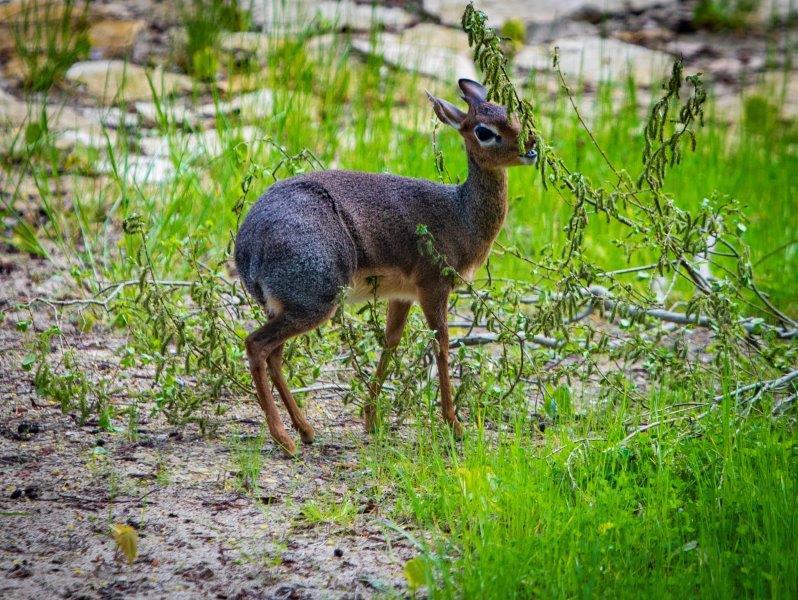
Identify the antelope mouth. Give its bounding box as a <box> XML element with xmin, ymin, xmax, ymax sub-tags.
<box><xmin>519</xmin><ymin>146</ymin><xmax>538</xmax><ymax>165</ymax></box>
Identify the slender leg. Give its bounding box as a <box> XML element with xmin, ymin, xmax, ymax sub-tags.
<box><xmin>365</xmin><ymin>300</ymin><xmax>412</xmax><ymax>433</ymax></box>
<box><xmin>418</xmin><ymin>288</ymin><xmax>463</xmax><ymax>437</ymax></box>
<box><xmin>246</xmin><ymin>312</ymin><xmax>328</xmax><ymax>455</ymax></box>
<box><xmin>267</xmin><ymin>343</ymin><xmax>315</xmax><ymax>444</ymax></box>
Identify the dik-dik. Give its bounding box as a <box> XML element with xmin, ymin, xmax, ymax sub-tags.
<box><xmin>235</xmin><ymin>79</ymin><xmax>537</xmax><ymax>455</ymax></box>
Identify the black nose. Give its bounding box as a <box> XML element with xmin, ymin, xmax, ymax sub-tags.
<box><xmin>524</xmin><ymin>148</ymin><xmax>537</xmax><ymax>160</ymax></box>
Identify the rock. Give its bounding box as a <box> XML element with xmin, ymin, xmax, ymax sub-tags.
<box><xmin>65</xmin><ymin>60</ymin><xmax>195</xmax><ymax>106</ymax></box>
<box><xmin>761</xmin><ymin>71</ymin><xmax>798</xmax><ymax>120</ymax></box>
<box><xmin>0</xmin><ymin>88</ymin><xmax>96</xmax><ymax>132</ymax></box>
<box><xmin>216</xmin><ymin>69</ymin><xmax>271</xmax><ymax>94</ymax></box>
<box><xmin>80</xmin><ymin>106</ymin><xmax>139</xmax><ymax>129</ymax></box>
<box><xmin>96</xmin><ymin>154</ymin><xmax>176</xmax><ymax>185</ymax></box>
<box><xmin>17</xmin><ymin>421</ymin><xmax>41</xmax><ymax>435</ymax></box>
<box><xmin>352</xmin><ymin>28</ymin><xmax>477</xmax><ymax>81</ymax></box>
<box><xmin>219</xmin><ymin>31</ymin><xmax>271</xmax><ymax>55</ymax></box>
<box><xmin>134</xmin><ymin>101</ymin><xmax>199</xmax><ymax>128</ymax></box>
<box><xmin>54</xmin><ymin>128</ymin><xmax>117</xmax><ymax>151</ymax></box>
<box><xmin>396</xmin><ymin>22</ymin><xmax>472</xmax><ymax>54</ymax></box>
<box><xmin>198</xmin><ymin>88</ymin><xmax>274</xmax><ymax>119</ymax></box>
<box><xmin>0</xmin><ymin>0</ymin><xmax>80</xmax><ymax>46</ymax></box>
<box><xmin>665</xmin><ymin>39</ymin><xmax>715</xmax><ymax>62</ymax></box>
<box><xmin>613</xmin><ymin>27</ymin><xmax>674</xmax><ymax>46</ymax></box>
<box><xmin>515</xmin><ymin>36</ymin><xmax>673</xmax><ymax>88</ymax></box>
<box><xmin>139</xmin><ymin>126</ymin><xmax>261</xmax><ymax>158</ymax></box>
<box><xmin>88</xmin><ymin>19</ymin><xmax>146</xmax><ymax>59</ymax></box>
<box><xmin>526</xmin><ymin>18</ymin><xmax>597</xmax><ymax>45</ymax></box>
<box><xmin>314</xmin><ymin>1</ymin><xmax>414</xmax><ymax>31</ymax></box>
<box><xmin>757</xmin><ymin>0</ymin><xmax>798</xmax><ymax>22</ymax></box>
<box><xmin>249</xmin><ymin>0</ymin><xmax>414</xmax><ymax>32</ymax></box>
<box><xmin>422</xmin><ymin>0</ymin><xmax>673</xmax><ymax>27</ymax></box>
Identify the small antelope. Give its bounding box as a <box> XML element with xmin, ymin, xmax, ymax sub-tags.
<box><xmin>235</xmin><ymin>79</ymin><xmax>537</xmax><ymax>454</ymax></box>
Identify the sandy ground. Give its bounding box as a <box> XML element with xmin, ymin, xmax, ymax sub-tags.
<box><xmin>0</xmin><ymin>251</ymin><xmax>414</xmax><ymax>599</ymax></box>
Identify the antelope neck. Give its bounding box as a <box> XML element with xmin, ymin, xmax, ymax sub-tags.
<box><xmin>459</xmin><ymin>154</ymin><xmax>509</xmax><ymax>243</ymax></box>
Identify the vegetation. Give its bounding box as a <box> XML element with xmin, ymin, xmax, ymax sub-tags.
<box><xmin>1</xmin><ymin>1</ymin><xmax>796</xmax><ymax>596</ymax></box>
<box><xmin>11</xmin><ymin>0</ymin><xmax>91</xmax><ymax>91</ymax></box>
<box><xmin>694</xmin><ymin>0</ymin><xmax>761</xmax><ymax>30</ymax></box>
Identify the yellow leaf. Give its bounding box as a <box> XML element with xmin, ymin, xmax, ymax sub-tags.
<box><xmin>110</xmin><ymin>524</ymin><xmax>138</xmax><ymax>564</ymax></box>
<box><xmin>403</xmin><ymin>556</ymin><xmax>426</xmax><ymax>591</ymax></box>
<box><xmin>598</xmin><ymin>521</ymin><xmax>615</xmax><ymax>535</ymax></box>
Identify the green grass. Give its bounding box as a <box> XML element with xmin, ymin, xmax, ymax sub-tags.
<box><xmin>367</xmin><ymin>401</ymin><xmax>797</xmax><ymax>598</ymax></box>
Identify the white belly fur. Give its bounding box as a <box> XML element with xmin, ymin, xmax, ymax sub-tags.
<box><xmin>346</xmin><ymin>269</ymin><xmax>418</xmax><ymax>303</ymax></box>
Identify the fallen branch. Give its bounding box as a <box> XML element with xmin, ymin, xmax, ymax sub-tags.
<box><xmin>450</xmin><ymin>332</ymin><xmax>561</xmax><ymax>349</ymax></box>
<box><xmin>713</xmin><ymin>369</ymin><xmax>798</xmax><ymax>405</ymax></box>
<box><xmin>517</xmin><ymin>286</ymin><xmax>798</xmax><ymax>339</ymax></box>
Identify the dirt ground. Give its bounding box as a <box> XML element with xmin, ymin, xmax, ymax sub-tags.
<box><xmin>0</xmin><ymin>252</ymin><xmax>415</xmax><ymax>599</ymax></box>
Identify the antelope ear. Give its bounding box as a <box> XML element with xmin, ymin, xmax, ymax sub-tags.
<box><xmin>426</xmin><ymin>91</ymin><xmax>466</xmax><ymax>129</ymax></box>
<box><xmin>458</xmin><ymin>78</ymin><xmax>487</xmax><ymax>105</ymax></box>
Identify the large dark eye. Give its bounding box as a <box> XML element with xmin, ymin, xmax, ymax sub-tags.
<box><xmin>474</xmin><ymin>125</ymin><xmax>498</xmax><ymax>143</ymax></box>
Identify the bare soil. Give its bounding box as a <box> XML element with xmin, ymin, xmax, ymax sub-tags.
<box><xmin>0</xmin><ymin>252</ymin><xmax>414</xmax><ymax>599</ymax></box>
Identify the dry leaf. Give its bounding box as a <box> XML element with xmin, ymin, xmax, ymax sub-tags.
<box><xmin>110</xmin><ymin>524</ymin><xmax>138</xmax><ymax>564</ymax></box>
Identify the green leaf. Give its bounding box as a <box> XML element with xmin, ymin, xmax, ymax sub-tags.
<box><xmin>21</xmin><ymin>354</ymin><xmax>37</xmax><ymax>371</ymax></box>
<box><xmin>24</xmin><ymin>122</ymin><xmax>43</xmax><ymax>145</ymax></box>
<box><xmin>403</xmin><ymin>556</ymin><xmax>426</xmax><ymax>591</ymax></box>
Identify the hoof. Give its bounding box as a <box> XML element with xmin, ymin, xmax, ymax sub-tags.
<box><xmin>451</xmin><ymin>419</ymin><xmax>464</xmax><ymax>439</ymax></box>
<box><xmin>300</xmin><ymin>427</ymin><xmax>315</xmax><ymax>445</ymax></box>
<box><xmin>276</xmin><ymin>436</ymin><xmax>297</xmax><ymax>457</ymax></box>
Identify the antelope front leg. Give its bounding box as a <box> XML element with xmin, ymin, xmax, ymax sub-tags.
<box><xmin>365</xmin><ymin>300</ymin><xmax>412</xmax><ymax>432</ymax></box>
<box><xmin>419</xmin><ymin>288</ymin><xmax>463</xmax><ymax>438</ymax></box>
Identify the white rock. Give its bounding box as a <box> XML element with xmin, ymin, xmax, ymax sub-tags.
<box><xmin>81</xmin><ymin>106</ymin><xmax>139</xmax><ymax>129</ymax></box>
<box><xmin>314</xmin><ymin>1</ymin><xmax>414</xmax><ymax>30</ymax></box>
<box><xmin>352</xmin><ymin>32</ymin><xmax>477</xmax><ymax>81</ymax></box>
<box><xmin>516</xmin><ymin>36</ymin><xmax>673</xmax><ymax>88</ymax></box>
<box><xmin>397</xmin><ymin>22</ymin><xmax>472</xmax><ymax>53</ymax></box>
<box><xmin>54</xmin><ymin>128</ymin><xmax>117</xmax><ymax>151</ymax></box>
<box><xmin>134</xmin><ymin>101</ymin><xmax>199</xmax><ymax>127</ymax></box>
<box><xmin>65</xmin><ymin>60</ymin><xmax>195</xmax><ymax>105</ymax></box>
<box><xmin>96</xmin><ymin>155</ymin><xmax>176</xmax><ymax>185</ymax></box>
<box><xmin>249</xmin><ymin>0</ymin><xmax>413</xmax><ymax>31</ymax></box>
<box><xmin>0</xmin><ymin>88</ymin><xmax>96</xmax><ymax>131</ymax></box>
<box><xmin>758</xmin><ymin>0</ymin><xmax>798</xmax><ymax>21</ymax></box>
<box><xmin>139</xmin><ymin>126</ymin><xmax>262</xmax><ymax>158</ymax></box>
<box><xmin>198</xmin><ymin>88</ymin><xmax>275</xmax><ymax>119</ymax></box>
<box><xmin>423</xmin><ymin>0</ymin><xmax>673</xmax><ymax>26</ymax></box>
<box><xmin>219</xmin><ymin>31</ymin><xmax>271</xmax><ymax>55</ymax></box>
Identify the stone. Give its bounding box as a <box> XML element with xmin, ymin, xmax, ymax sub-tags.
<box><xmin>216</xmin><ymin>69</ymin><xmax>271</xmax><ymax>94</ymax></box>
<box><xmin>134</xmin><ymin>102</ymin><xmax>200</xmax><ymax>128</ymax></box>
<box><xmin>613</xmin><ymin>28</ymin><xmax>674</xmax><ymax>46</ymax></box>
<box><xmin>53</xmin><ymin>128</ymin><xmax>117</xmax><ymax>151</ymax></box>
<box><xmin>396</xmin><ymin>23</ymin><xmax>472</xmax><ymax>54</ymax></box>
<box><xmin>249</xmin><ymin>0</ymin><xmax>413</xmax><ymax>32</ymax></box>
<box><xmin>219</xmin><ymin>31</ymin><xmax>271</xmax><ymax>55</ymax></box>
<box><xmin>352</xmin><ymin>27</ymin><xmax>477</xmax><ymax>81</ymax></box>
<box><xmin>96</xmin><ymin>155</ymin><xmax>176</xmax><ymax>185</ymax></box>
<box><xmin>422</xmin><ymin>0</ymin><xmax>674</xmax><ymax>27</ymax></box>
<box><xmin>139</xmin><ymin>126</ymin><xmax>261</xmax><ymax>158</ymax></box>
<box><xmin>314</xmin><ymin>1</ymin><xmax>414</xmax><ymax>31</ymax></box>
<box><xmin>88</xmin><ymin>19</ymin><xmax>146</xmax><ymax>59</ymax></box>
<box><xmin>757</xmin><ymin>0</ymin><xmax>798</xmax><ymax>22</ymax></box>
<box><xmin>198</xmin><ymin>89</ymin><xmax>274</xmax><ymax>119</ymax></box>
<box><xmin>80</xmin><ymin>106</ymin><xmax>139</xmax><ymax>129</ymax></box>
<box><xmin>761</xmin><ymin>71</ymin><xmax>798</xmax><ymax>120</ymax></box>
<box><xmin>515</xmin><ymin>36</ymin><xmax>673</xmax><ymax>88</ymax></box>
<box><xmin>0</xmin><ymin>88</ymin><xmax>95</xmax><ymax>132</ymax></box>
<box><xmin>65</xmin><ymin>60</ymin><xmax>195</xmax><ymax>106</ymax></box>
